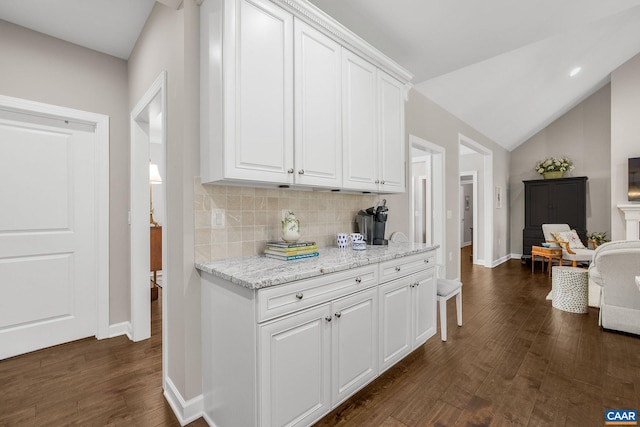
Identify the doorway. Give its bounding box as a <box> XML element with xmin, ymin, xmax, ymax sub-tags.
<box><xmin>130</xmin><ymin>71</ymin><xmax>167</xmax><ymax>352</ymax></box>
<box><xmin>409</xmin><ymin>135</ymin><xmax>445</xmax><ymax>269</ymax></box>
<box><xmin>458</xmin><ymin>134</ymin><xmax>493</xmax><ymax>269</ymax></box>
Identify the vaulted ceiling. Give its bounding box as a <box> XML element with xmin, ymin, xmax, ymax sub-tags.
<box><xmin>2</xmin><ymin>0</ymin><xmax>640</xmax><ymax>151</ymax></box>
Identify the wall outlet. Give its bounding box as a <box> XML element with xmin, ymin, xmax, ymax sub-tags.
<box><xmin>211</xmin><ymin>209</ymin><xmax>225</xmax><ymax>228</ymax></box>
<box><xmin>447</xmin><ymin>210</ymin><xmax>452</xmax><ymax>219</ymax></box>
<box><xmin>449</xmin><ymin>251</ymin><xmax>453</xmax><ymax>261</ymax></box>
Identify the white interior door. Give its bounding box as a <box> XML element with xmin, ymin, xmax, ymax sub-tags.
<box><xmin>0</xmin><ymin>116</ymin><xmax>97</xmax><ymax>359</ymax></box>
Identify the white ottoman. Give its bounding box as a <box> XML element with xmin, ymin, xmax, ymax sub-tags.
<box><xmin>551</xmin><ymin>266</ymin><xmax>589</xmax><ymax>314</ymax></box>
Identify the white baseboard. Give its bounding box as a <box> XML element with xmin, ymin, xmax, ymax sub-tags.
<box><xmin>108</xmin><ymin>321</ymin><xmax>132</xmax><ymax>339</ymax></box>
<box><xmin>510</xmin><ymin>253</ymin><xmax>523</xmax><ymax>260</ymax></box>
<box><xmin>164</xmin><ymin>377</ymin><xmax>204</xmax><ymax>426</ymax></box>
<box><xmin>461</xmin><ymin>241</ymin><xmax>472</xmax><ymax>247</ymax></box>
<box><xmin>490</xmin><ymin>254</ymin><xmax>511</xmax><ymax>267</ymax></box>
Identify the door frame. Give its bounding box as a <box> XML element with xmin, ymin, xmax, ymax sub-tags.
<box><xmin>0</xmin><ymin>94</ymin><xmax>110</xmax><ymax>339</ymax></box>
<box><xmin>460</xmin><ymin>171</ymin><xmax>478</xmax><ymax>260</ymax></box>
<box><xmin>409</xmin><ymin>134</ymin><xmax>445</xmax><ymax>270</ymax></box>
<box><xmin>130</xmin><ymin>71</ymin><xmax>167</xmax><ymax>344</ymax></box>
<box><xmin>459</xmin><ymin>134</ymin><xmax>493</xmax><ymax>268</ymax></box>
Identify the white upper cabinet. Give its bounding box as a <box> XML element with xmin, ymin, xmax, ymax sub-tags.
<box><xmin>200</xmin><ymin>0</ymin><xmax>412</xmax><ymax>191</ymax></box>
<box><xmin>294</xmin><ymin>19</ymin><xmax>342</xmax><ymax>188</ymax></box>
<box><xmin>342</xmin><ymin>50</ymin><xmax>378</xmax><ymax>192</ymax></box>
<box><xmin>201</xmin><ymin>0</ymin><xmax>294</xmax><ymax>184</ymax></box>
<box><xmin>378</xmin><ymin>71</ymin><xmax>406</xmax><ymax>193</ymax></box>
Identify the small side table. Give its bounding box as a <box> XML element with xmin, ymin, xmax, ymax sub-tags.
<box><xmin>551</xmin><ymin>266</ymin><xmax>589</xmax><ymax>313</ymax></box>
<box><xmin>531</xmin><ymin>246</ymin><xmax>563</xmax><ymax>277</ymax></box>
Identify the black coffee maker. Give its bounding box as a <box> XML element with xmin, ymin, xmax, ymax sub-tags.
<box><xmin>356</xmin><ymin>199</ymin><xmax>388</xmax><ymax>245</ymax></box>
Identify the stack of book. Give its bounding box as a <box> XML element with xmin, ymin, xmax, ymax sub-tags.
<box><xmin>264</xmin><ymin>241</ymin><xmax>319</xmax><ymax>261</ymax></box>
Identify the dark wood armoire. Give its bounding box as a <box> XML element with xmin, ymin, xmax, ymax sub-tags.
<box><xmin>522</xmin><ymin>176</ymin><xmax>588</xmax><ymax>259</ymax></box>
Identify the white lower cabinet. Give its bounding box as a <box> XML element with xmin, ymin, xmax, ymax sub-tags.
<box><xmin>379</xmin><ymin>270</ymin><xmax>436</xmax><ymax>373</ymax></box>
<box><xmin>259</xmin><ymin>287</ymin><xmax>378</xmax><ymax>426</ymax></box>
<box><xmin>201</xmin><ymin>248</ymin><xmax>436</xmax><ymax>427</ymax></box>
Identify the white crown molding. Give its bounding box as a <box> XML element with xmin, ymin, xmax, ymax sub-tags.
<box><xmin>272</xmin><ymin>0</ymin><xmax>414</xmax><ymax>84</ymax></box>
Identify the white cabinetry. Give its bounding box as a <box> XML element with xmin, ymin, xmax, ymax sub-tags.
<box><xmin>294</xmin><ymin>19</ymin><xmax>342</xmax><ymax>187</ymax></box>
<box><xmin>201</xmin><ymin>0</ymin><xmax>294</xmax><ymax>184</ymax></box>
<box><xmin>200</xmin><ymin>0</ymin><xmax>412</xmax><ymax>191</ymax></box>
<box><xmin>342</xmin><ymin>51</ymin><xmax>406</xmax><ymax>193</ymax></box>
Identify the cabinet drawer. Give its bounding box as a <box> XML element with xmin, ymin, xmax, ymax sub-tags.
<box><xmin>379</xmin><ymin>251</ymin><xmax>435</xmax><ymax>283</ymax></box>
<box><xmin>257</xmin><ymin>265</ymin><xmax>378</xmax><ymax>322</ymax></box>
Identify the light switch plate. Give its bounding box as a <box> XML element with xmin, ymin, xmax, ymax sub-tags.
<box><xmin>211</xmin><ymin>209</ymin><xmax>225</xmax><ymax>228</ymax></box>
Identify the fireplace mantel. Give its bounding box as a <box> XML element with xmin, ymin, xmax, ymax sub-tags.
<box><xmin>617</xmin><ymin>204</ymin><xmax>640</xmax><ymax>240</ymax></box>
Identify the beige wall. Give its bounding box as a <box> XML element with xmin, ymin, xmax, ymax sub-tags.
<box><xmin>0</xmin><ymin>20</ymin><xmax>131</xmax><ymax>324</ymax></box>
<box><xmin>128</xmin><ymin>1</ymin><xmax>202</xmax><ymax>400</ymax></box>
<box><xmin>611</xmin><ymin>53</ymin><xmax>640</xmax><ymax>240</ymax></box>
<box><xmin>387</xmin><ymin>89</ymin><xmax>510</xmax><ymax>277</ymax></box>
<box><xmin>509</xmin><ymin>84</ymin><xmax>611</xmax><ymax>255</ymax></box>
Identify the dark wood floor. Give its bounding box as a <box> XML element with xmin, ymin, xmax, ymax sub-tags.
<box><xmin>1</xmin><ymin>249</ymin><xmax>638</xmax><ymax>426</ymax></box>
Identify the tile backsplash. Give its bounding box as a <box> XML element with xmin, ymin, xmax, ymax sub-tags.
<box><xmin>194</xmin><ymin>178</ymin><xmax>379</xmax><ymax>262</ymax></box>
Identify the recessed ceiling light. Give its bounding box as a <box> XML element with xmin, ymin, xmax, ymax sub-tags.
<box><xmin>569</xmin><ymin>67</ymin><xmax>582</xmax><ymax>77</ymax></box>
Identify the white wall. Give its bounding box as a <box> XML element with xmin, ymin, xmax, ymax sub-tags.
<box><xmin>0</xmin><ymin>20</ymin><xmax>131</xmax><ymax>324</ymax></box>
<box><xmin>611</xmin><ymin>53</ymin><xmax>640</xmax><ymax>240</ymax></box>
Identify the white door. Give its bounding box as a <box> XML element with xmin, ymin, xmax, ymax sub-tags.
<box><xmin>259</xmin><ymin>303</ymin><xmax>332</xmax><ymax>427</ymax></box>
<box><xmin>378</xmin><ymin>278</ymin><xmax>412</xmax><ymax>373</ymax></box>
<box><xmin>331</xmin><ymin>288</ymin><xmax>378</xmax><ymax>405</ymax></box>
<box><xmin>294</xmin><ymin>19</ymin><xmax>342</xmax><ymax>187</ymax></box>
<box><xmin>225</xmin><ymin>0</ymin><xmax>294</xmax><ymax>183</ymax></box>
<box><xmin>0</xmin><ymin>117</ymin><xmax>97</xmax><ymax>359</ymax></box>
<box><xmin>342</xmin><ymin>50</ymin><xmax>378</xmax><ymax>191</ymax></box>
<box><xmin>378</xmin><ymin>71</ymin><xmax>405</xmax><ymax>192</ymax></box>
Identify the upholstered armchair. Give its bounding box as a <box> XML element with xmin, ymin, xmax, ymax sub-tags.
<box><xmin>588</xmin><ymin>241</ymin><xmax>640</xmax><ymax>335</ymax></box>
<box><xmin>542</xmin><ymin>224</ymin><xmax>594</xmax><ymax>267</ymax></box>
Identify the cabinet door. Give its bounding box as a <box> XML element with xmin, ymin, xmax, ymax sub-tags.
<box><xmin>294</xmin><ymin>20</ymin><xmax>342</xmax><ymax>188</ymax></box>
<box><xmin>378</xmin><ymin>278</ymin><xmax>412</xmax><ymax>373</ymax></box>
<box><xmin>378</xmin><ymin>71</ymin><xmax>405</xmax><ymax>192</ymax></box>
<box><xmin>331</xmin><ymin>288</ymin><xmax>378</xmax><ymax>406</ymax></box>
<box><xmin>411</xmin><ymin>270</ymin><xmax>436</xmax><ymax>347</ymax></box>
<box><xmin>259</xmin><ymin>304</ymin><xmax>331</xmax><ymax>427</ymax></box>
<box><xmin>225</xmin><ymin>0</ymin><xmax>294</xmax><ymax>183</ymax></box>
<box><xmin>342</xmin><ymin>50</ymin><xmax>378</xmax><ymax>191</ymax></box>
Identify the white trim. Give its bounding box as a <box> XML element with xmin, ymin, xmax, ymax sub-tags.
<box><xmin>459</xmin><ymin>170</ymin><xmax>478</xmax><ymax>266</ymax></box>
<box><xmin>409</xmin><ymin>135</ymin><xmax>445</xmax><ymax>272</ymax></box>
<box><xmin>491</xmin><ymin>254</ymin><xmax>512</xmax><ymax>267</ymax></box>
<box><xmin>511</xmin><ymin>253</ymin><xmax>523</xmax><ymax>259</ymax></box>
<box><xmin>0</xmin><ymin>94</ymin><xmax>110</xmax><ymax>341</ymax></box>
<box><xmin>459</xmin><ymin>134</ymin><xmax>493</xmax><ymax>270</ymax></box>
<box><xmin>164</xmin><ymin>377</ymin><xmax>204</xmax><ymax>426</ymax></box>
<box><xmin>108</xmin><ymin>321</ymin><xmax>132</xmax><ymax>339</ymax></box>
<box><xmin>130</xmin><ymin>71</ymin><xmax>167</xmax><ymax>343</ymax></box>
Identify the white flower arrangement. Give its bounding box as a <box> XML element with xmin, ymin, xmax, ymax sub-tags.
<box><xmin>535</xmin><ymin>157</ymin><xmax>574</xmax><ymax>175</ymax></box>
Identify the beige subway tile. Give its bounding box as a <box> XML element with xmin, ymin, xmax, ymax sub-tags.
<box><xmin>228</xmin><ymin>227</ymin><xmax>242</xmax><ymax>243</ymax></box>
<box><xmin>242</xmin><ymin>241</ymin><xmax>258</xmax><ymax>257</ymax></box>
<box><xmin>255</xmin><ymin>188</ymin><xmax>269</xmax><ymax>197</ymax></box>
<box><xmin>242</xmin><ymin>211</ymin><xmax>255</xmax><ymax>226</ymax></box>
<box><xmin>194</xmin><ymin>211</ymin><xmax>211</xmax><ymax>229</ymax></box>
<box><xmin>226</xmin><ymin>210</ymin><xmax>242</xmax><ymax>227</ymax></box>
<box><xmin>194</xmin><ymin>245</ymin><xmax>211</xmax><ymax>263</ymax></box>
<box><xmin>242</xmin><ymin>196</ymin><xmax>255</xmax><ymax>210</ymax></box>
<box><xmin>227</xmin><ymin>242</ymin><xmax>242</xmax><ymax>258</ymax></box>
<box><xmin>227</xmin><ymin>195</ymin><xmax>242</xmax><ymax>210</ymax></box>
<box><xmin>211</xmin><ymin>243</ymin><xmax>228</xmax><ymax>260</ymax></box>
<box><xmin>210</xmin><ymin>195</ymin><xmax>227</xmax><ymax>209</ymax></box>
<box><xmin>241</xmin><ymin>186</ymin><xmax>256</xmax><ymax>196</ymax></box>
<box><xmin>254</xmin><ymin>225</ymin><xmax>268</xmax><ymax>240</ymax></box>
<box><xmin>211</xmin><ymin>229</ymin><xmax>227</xmax><ymax>244</ymax></box>
<box><xmin>193</xmin><ymin>194</ymin><xmax>205</xmax><ymax>211</ymax></box>
<box><xmin>255</xmin><ymin>197</ymin><xmax>267</xmax><ymax>211</ymax></box>
<box><xmin>242</xmin><ymin>226</ymin><xmax>255</xmax><ymax>242</ymax></box>
<box><xmin>204</xmin><ymin>183</ymin><xmax>227</xmax><ymax>195</ymax></box>
<box><xmin>195</xmin><ymin>228</ymin><xmax>211</xmax><ymax>245</ymax></box>
<box><xmin>227</xmin><ymin>186</ymin><xmax>243</xmax><ymax>196</ymax></box>
<box><xmin>255</xmin><ymin>241</ymin><xmax>267</xmax><ymax>254</ymax></box>
<box><xmin>267</xmin><ymin>197</ymin><xmax>279</xmax><ymax>210</ymax></box>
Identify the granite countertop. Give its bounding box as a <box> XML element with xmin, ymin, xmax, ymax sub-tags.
<box><xmin>196</xmin><ymin>242</ymin><xmax>438</xmax><ymax>289</ymax></box>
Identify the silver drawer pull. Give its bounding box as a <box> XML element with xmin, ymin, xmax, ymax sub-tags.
<box><xmin>287</xmin><ymin>168</ymin><xmax>294</xmax><ymax>174</ymax></box>
<box><xmin>325</xmin><ymin>315</ymin><xmax>332</xmax><ymax>322</ymax></box>
<box><xmin>335</xmin><ymin>312</ymin><xmax>341</xmax><ymax>318</ymax></box>
<box><xmin>355</xmin><ymin>277</ymin><xmax>362</xmax><ymax>284</ymax></box>
<box><xmin>296</xmin><ymin>293</ymin><xmax>303</xmax><ymax>300</ymax></box>
<box><xmin>395</xmin><ymin>266</ymin><xmax>401</xmax><ymax>272</ymax></box>
<box><xmin>298</xmin><ymin>169</ymin><xmax>305</xmax><ymax>175</ymax></box>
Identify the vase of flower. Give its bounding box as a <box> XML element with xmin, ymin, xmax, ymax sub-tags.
<box><xmin>535</xmin><ymin>157</ymin><xmax>574</xmax><ymax>179</ymax></box>
<box><xmin>542</xmin><ymin>171</ymin><xmax>564</xmax><ymax>179</ymax></box>
<box><xmin>281</xmin><ymin>211</ymin><xmax>300</xmax><ymax>242</ymax></box>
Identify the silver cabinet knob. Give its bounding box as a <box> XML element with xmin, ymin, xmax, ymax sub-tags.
<box><xmin>424</xmin><ymin>259</ymin><xmax>429</xmax><ymax>264</ymax></box>
<box><xmin>415</xmin><ymin>281</ymin><xmax>420</xmax><ymax>287</ymax></box>
<box><xmin>296</xmin><ymin>293</ymin><xmax>303</xmax><ymax>300</ymax></box>
<box><xmin>355</xmin><ymin>277</ymin><xmax>362</xmax><ymax>284</ymax></box>
<box><xmin>381</xmin><ymin>180</ymin><xmax>385</xmax><ymax>184</ymax></box>
<box><xmin>375</xmin><ymin>179</ymin><xmax>380</xmax><ymax>184</ymax></box>
<box><xmin>325</xmin><ymin>315</ymin><xmax>332</xmax><ymax>322</ymax></box>
<box><xmin>395</xmin><ymin>266</ymin><xmax>401</xmax><ymax>272</ymax></box>
<box><xmin>335</xmin><ymin>312</ymin><xmax>341</xmax><ymax>318</ymax></box>
<box><xmin>287</xmin><ymin>168</ymin><xmax>294</xmax><ymax>174</ymax></box>
<box><xmin>298</xmin><ymin>169</ymin><xmax>305</xmax><ymax>175</ymax></box>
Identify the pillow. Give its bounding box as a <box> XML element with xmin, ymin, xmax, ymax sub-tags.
<box><xmin>551</xmin><ymin>230</ymin><xmax>586</xmax><ymax>249</ymax></box>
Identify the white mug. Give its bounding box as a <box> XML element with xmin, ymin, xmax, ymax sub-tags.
<box><xmin>349</xmin><ymin>233</ymin><xmax>364</xmax><ymax>244</ymax></box>
<box><xmin>337</xmin><ymin>233</ymin><xmax>349</xmax><ymax>249</ymax></box>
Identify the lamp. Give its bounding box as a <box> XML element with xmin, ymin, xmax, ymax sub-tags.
<box><xmin>149</xmin><ymin>163</ymin><xmax>162</xmax><ymax>226</ymax></box>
